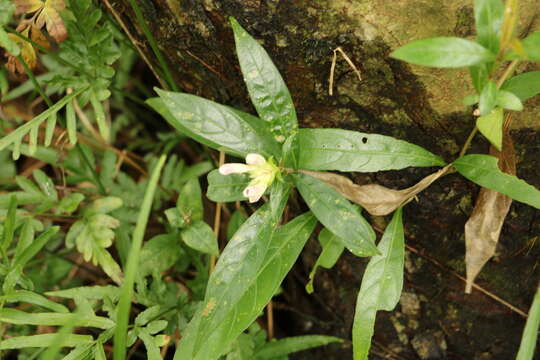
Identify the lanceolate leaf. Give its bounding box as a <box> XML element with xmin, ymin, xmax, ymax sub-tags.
<box><xmin>501</xmin><ymin>71</ymin><xmax>540</xmax><ymax>101</ymax></box>
<box><xmin>516</xmin><ymin>285</ymin><xmax>540</xmax><ymax>360</ymax></box>
<box><xmin>0</xmin><ymin>290</ymin><xmax>68</xmax><ymax>313</ymax></box>
<box><xmin>148</xmin><ymin>93</ymin><xmax>280</xmax><ymax>158</ymax></box>
<box><xmin>0</xmin><ymin>333</ymin><xmax>93</xmax><ymax>350</ymax></box>
<box><xmin>294</xmin><ymin>173</ymin><xmax>377</xmax><ymax>257</ymax></box>
<box><xmin>521</xmin><ymin>31</ymin><xmax>540</xmax><ymax>61</ymax></box>
<box><xmin>478</xmin><ymin>81</ymin><xmax>498</xmax><ymax>116</ymax></box>
<box><xmin>474</xmin><ymin>0</ymin><xmax>504</xmax><ymax>54</ymax></box>
<box><xmin>476</xmin><ymin>107</ymin><xmax>503</xmax><ymax>150</ymax></box>
<box><xmin>390</xmin><ymin>37</ymin><xmax>495</xmax><ymax>68</ymax></box>
<box><xmin>0</xmin><ymin>308</ymin><xmax>114</xmax><ymax>329</ymax></box>
<box><xmin>297</xmin><ymin>129</ymin><xmax>445</xmax><ymax>172</ymax></box>
<box><xmin>306</xmin><ymin>229</ymin><xmax>345</xmax><ymax>294</ymax></box>
<box><xmin>230</xmin><ymin>18</ymin><xmax>297</xmax><ymax>141</ymax></box>
<box><xmin>185</xmin><ymin>184</ymin><xmax>290</xmax><ymax>357</ymax></box>
<box><xmin>352</xmin><ymin>208</ymin><xmax>405</xmax><ymax>360</ymax></box>
<box><xmin>255</xmin><ymin>335</ymin><xmax>343</xmax><ymax>359</ymax></box>
<box><xmin>175</xmin><ymin>205</ymin><xmax>315</xmax><ymax>360</ymax></box>
<box><xmin>454</xmin><ymin>154</ymin><xmax>540</xmax><ymax>209</ymax></box>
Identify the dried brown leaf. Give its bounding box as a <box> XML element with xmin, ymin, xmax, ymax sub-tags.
<box><xmin>464</xmin><ymin>122</ymin><xmax>516</xmax><ymax>293</ymax></box>
<box><xmin>300</xmin><ymin>165</ymin><xmax>451</xmax><ymax>216</ymax></box>
<box><xmin>14</xmin><ymin>0</ymin><xmax>44</xmax><ymax>15</ymax></box>
<box><xmin>5</xmin><ymin>31</ymin><xmax>37</xmax><ymax>73</ymax></box>
<box><xmin>34</xmin><ymin>0</ymin><xmax>68</xmax><ymax>42</ymax></box>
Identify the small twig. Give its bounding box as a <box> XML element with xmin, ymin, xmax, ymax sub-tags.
<box><xmin>329</xmin><ymin>47</ymin><xmax>362</xmax><ymax>96</ymax></box>
<box><xmin>405</xmin><ymin>244</ymin><xmax>528</xmax><ymax>318</ymax></box>
<box><xmin>496</xmin><ymin>59</ymin><xmax>519</xmax><ymax>88</ymax></box>
<box><xmin>72</xmin><ymin>95</ymin><xmax>103</xmax><ymax>142</ymax></box>
<box><xmin>267</xmin><ymin>301</ymin><xmax>274</xmax><ymax>340</ymax></box>
<box><xmin>458</xmin><ymin>127</ymin><xmax>479</xmax><ymax>158</ymax></box>
<box><xmin>210</xmin><ymin>151</ymin><xmax>225</xmax><ymax>274</ymax></box>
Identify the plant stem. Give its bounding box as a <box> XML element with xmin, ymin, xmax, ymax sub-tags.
<box><xmin>125</xmin><ymin>0</ymin><xmax>179</xmax><ymax>91</ymax></box>
<box><xmin>458</xmin><ymin>127</ymin><xmax>479</xmax><ymax>158</ymax></box>
<box><xmin>496</xmin><ymin>59</ymin><xmax>519</xmax><ymax>88</ymax></box>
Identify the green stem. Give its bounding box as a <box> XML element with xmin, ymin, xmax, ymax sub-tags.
<box><xmin>496</xmin><ymin>59</ymin><xmax>519</xmax><ymax>89</ymax></box>
<box><xmin>113</xmin><ymin>155</ymin><xmax>167</xmax><ymax>360</ymax></box>
<box><xmin>125</xmin><ymin>0</ymin><xmax>179</xmax><ymax>91</ymax></box>
<box><xmin>458</xmin><ymin>127</ymin><xmax>479</xmax><ymax>159</ymax></box>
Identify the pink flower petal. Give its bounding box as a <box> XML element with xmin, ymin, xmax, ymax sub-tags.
<box><xmin>243</xmin><ymin>184</ymin><xmax>266</xmax><ymax>203</ymax></box>
<box><xmin>219</xmin><ymin>163</ymin><xmax>249</xmax><ymax>175</ymax></box>
<box><xmin>245</xmin><ymin>153</ymin><xmax>266</xmax><ymax>166</ymax></box>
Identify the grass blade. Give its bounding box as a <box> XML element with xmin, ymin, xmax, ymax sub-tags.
<box><xmin>113</xmin><ymin>155</ymin><xmax>167</xmax><ymax>360</ymax></box>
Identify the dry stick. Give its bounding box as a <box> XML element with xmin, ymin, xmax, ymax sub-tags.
<box><xmin>210</xmin><ymin>151</ymin><xmax>225</xmax><ymax>274</ymax></box>
<box><xmin>329</xmin><ymin>47</ymin><xmax>362</xmax><ymax>96</ymax></box>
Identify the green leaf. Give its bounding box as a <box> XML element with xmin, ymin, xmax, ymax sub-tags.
<box><xmin>474</xmin><ymin>0</ymin><xmax>504</xmax><ymax>54</ymax></box>
<box><xmin>46</xmin><ymin>285</ymin><xmax>120</xmax><ymax>301</ymax></box>
<box><xmin>181</xmin><ymin>221</ymin><xmax>219</xmax><ymax>256</ymax></box>
<box><xmin>230</xmin><ymin>18</ymin><xmax>297</xmax><ymax>141</ymax></box>
<box><xmin>294</xmin><ymin>173</ymin><xmax>377</xmax><ymax>257</ymax></box>
<box><xmin>255</xmin><ymin>335</ymin><xmax>342</xmax><ymax>359</ymax></box>
<box><xmin>114</xmin><ymin>155</ymin><xmax>167</xmax><ymax>360</ymax></box>
<box><xmin>496</xmin><ymin>90</ymin><xmax>523</xmax><ymax>111</ymax></box>
<box><xmin>175</xmin><ymin>184</ymin><xmax>290</xmax><ymax>359</ymax></box>
<box><xmin>501</xmin><ymin>71</ymin><xmax>540</xmax><ymax>101</ymax></box>
<box><xmin>227</xmin><ymin>208</ymin><xmax>248</xmax><ymax>240</ymax></box>
<box><xmin>148</xmin><ymin>93</ymin><xmax>280</xmax><ymax>158</ymax></box>
<box><xmin>453</xmin><ymin>154</ymin><xmax>540</xmax><ymax>209</ymax></box>
<box><xmin>478</xmin><ymin>81</ymin><xmax>498</xmax><ymax>116</ymax></box>
<box><xmin>206</xmin><ymin>169</ymin><xmax>250</xmax><ymax>202</ymax></box>
<box><xmin>138</xmin><ymin>328</ymin><xmax>163</xmax><ymax>360</ymax></box>
<box><xmin>0</xmin><ymin>308</ymin><xmax>114</xmax><ymax>329</ymax></box>
<box><xmin>282</xmin><ymin>132</ymin><xmax>300</xmax><ymax>169</ymax></box>
<box><xmin>306</xmin><ymin>229</ymin><xmax>345</xmax><ymax>294</ymax></box>
<box><xmin>175</xmin><ymin>211</ymin><xmax>316</xmax><ymax>360</ymax></box>
<box><xmin>522</xmin><ymin>31</ymin><xmax>540</xmax><ymax>61</ymax></box>
<box><xmin>0</xmin><ymin>88</ymin><xmax>85</xmax><ymax>152</ymax></box>
<box><xmin>139</xmin><ymin>234</ymin><xmax>183</xmax><ymax>277</ymax></box>
<box><xmin>33</xmin><ymin>169</ymin><xmax>59</xmax><ymax>202</ymax></box>
<box><xmin>390</xmin><ymin>37</ymin><xmax>495</xmax><ymax>68</ymax></box>
<box><xmin>177</xmin><ymin>178</ymin><xmax>204</xmax><ymax>226</ymax></box>
<box><xmin>463</xmin><ymin>94</ymin><xmax>479</xmax><ymax>106</ymax></box>
<box><xmin>352</xmin><ymin>208</ymin><xmax>405</xmax><ymax>360</ymax></box>
<box><xmin>1</xmin><ymin>195</ymin><xmax>16</xmax><ymax>253</ymax></box>
<box><xmin>476</xmin><ymin>107</ymin><xmax>503</xmax><ymax>150</ymax></box>
<box><xmin>0</xmin><ymin>334</ymin><xmax>93</xmax><ymax>350</ymax></box>
<box><xmin>1</xmin><ymin>290</ymin><xmax>69</xmax><ymax>313</ymax></box>
<box><xmin>297</xmin><ymin>129</ymin><xmax>445</xmax><ymax>172</ymax></box>
<box><xmin>469</xmin><ymin>63</ymin><xmax>490</xmax><ymax>92</ymax></box>
<box><xmin>12</xmin><ymin>226</ymin><xmax>59</xmax><ymax>269</ymax></box>
<box><xmin>94</xmin><ymin>341</ymin><xmax>107</xmax><ymax>360</ymax></box>
<box><xmin>516</xmin><ymin>285</ymin><xmax>540</xmax><ymax>360</ymax></box>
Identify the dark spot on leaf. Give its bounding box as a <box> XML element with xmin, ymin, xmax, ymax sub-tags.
<box><xmin>362</xmin><ymin>137</ymin><xmax>368</xmax><ymax>144</ymax></box>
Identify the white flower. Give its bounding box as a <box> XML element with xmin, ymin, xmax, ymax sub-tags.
<box><xmin>219</xmin><ymin>153</ymin><xmax>279</xmax><ymax>203</ymax></box>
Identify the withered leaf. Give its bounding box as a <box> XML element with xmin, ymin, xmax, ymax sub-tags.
<box><xmin>6</xmin><ymin>32</ymin><xmax>37</xmax><ymax>73</ymax></box>
<box><xmin>14</xmin><ymin>0</ymin><xmax>44</xmax><ymax>15</ymax></box>
<box><xmin>35</xmin><ymin>0</ymin><xmax>67</xmax><ymax>42</ymax></box>
<box><xmin>465</xmin><ymin>121</ymin><xmax>516</xmax><ymax>294</ymax></box>
<box><xmin>299</xmin><ymin>164</ymin><xmax>451</xmax><ymax>216</ymax></box>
